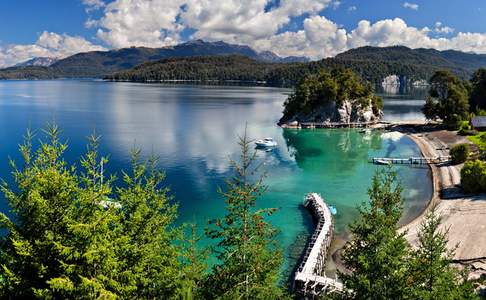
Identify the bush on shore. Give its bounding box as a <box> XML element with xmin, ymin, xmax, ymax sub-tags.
<box><xmin>461</xmin><ymin>159</ymin><xmax>486</xmax><ymax>193</ymax></box>
<box><xmin>450</xmin><ymin>143</ymin><xmax>470</xmax><ymax>164</ymax></box>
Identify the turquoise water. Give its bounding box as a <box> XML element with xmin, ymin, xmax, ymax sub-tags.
<box><xmin>0</xmin><ymin>80</ymin><xmax>432</xmax><ymax>273</ymax></box>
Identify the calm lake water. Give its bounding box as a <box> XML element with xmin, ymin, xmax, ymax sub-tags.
<box><xmin>0</xmin><ymin>80</ymin><xmax>432</xmax><ymax>273</ymax></box>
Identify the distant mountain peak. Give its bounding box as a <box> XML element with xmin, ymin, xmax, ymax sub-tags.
<box><xmin>15</xmin><ymin>57</ymin><xmax>59</xmax><ymax>67</ymax></box>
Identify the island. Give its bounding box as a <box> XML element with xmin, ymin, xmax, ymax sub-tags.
<box><xmin>278</xmin><ymin>68</ymin><xmax>383</xmax><ymax>128</ymax></box>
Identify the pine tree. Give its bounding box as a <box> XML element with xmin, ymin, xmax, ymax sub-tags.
<box><xmin>339</xmin><ymin>168</ymin><xmax>410</xmax><ymax>299</ymax></box>
<box><xmin>0</xmin><ymin>125</ymin><xmax>201</xmax><ymax>299</ymax></box>
<box><xmin>407</xmin><ymin>206</ymin><xmax>478</xmax><ymax>300</ymax></box>
<box><xmin>203</xmin><ymin>128</ymin><xmax>288</xmax><ymax>299</ymax></box>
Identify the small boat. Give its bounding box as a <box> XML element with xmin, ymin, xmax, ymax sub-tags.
<box><xmin>255</xmin><ymin>137</ymin><xmax>278</xmax><ymax>148</ymax></box>
<box><xmin>374</xmin><ymin>159</ymin><xmax>391</xmax><ymax>165</ymax></box>
<box><xmin>329</xmin><ymin>205</ymin><xmax>337</xmax><ymax>215</ymax></box>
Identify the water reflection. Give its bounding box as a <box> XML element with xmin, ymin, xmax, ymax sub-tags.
<box><xmin>283</xmin><ymin>129</ymin><xmax>382</xmax><ymax>175</ymax></box>
<box><xmin>0</xmin><ymin>80</ymin><xmax>432</xmax><ymax>273</ymax></box>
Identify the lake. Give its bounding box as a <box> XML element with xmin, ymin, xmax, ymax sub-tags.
<box><xmin>0</xmin><ymin>80</ymin><xmax>432</xmax><ymax>274</ymax></box>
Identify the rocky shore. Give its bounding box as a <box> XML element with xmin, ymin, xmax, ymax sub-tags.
<box><xmin>279</xmin><ymin>98</ymin><xmax>383</xmax><ymax>128</ymax></box>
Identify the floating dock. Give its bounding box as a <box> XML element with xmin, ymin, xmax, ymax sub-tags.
<box><xmin>371</xmin><ymin>156</ymin><xmax>450</xmax><ymax>165</ymax></box>
<box><xmin>293</xmin><ymin>193</ymin><xmax>343</xmax><ymax>298</ymax></box>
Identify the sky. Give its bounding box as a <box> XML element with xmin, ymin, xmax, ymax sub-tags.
<box><xmin>1</xmin><ymin>0</ymin><xmax>486</xmax><ymax>67</ymax></box>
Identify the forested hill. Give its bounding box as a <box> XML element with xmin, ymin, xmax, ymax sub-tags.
<box><xmin>0</xmin><ymin>40</ymin><xmax>307</xmax><ymax>80</ymax></box>
<box><xmin>333</xmin><ymin>46</ymin><xmax>486</xmax><ymax>80</ymax></box>
<box><xmin>105</xmin><ymin>46</ymin><xmax>486</xmax><ymax>87</ymax></box>
<box><xmin>104</xmin><ymin>55</ymin><xmax>305</xmax><ymax>85</ymax></box>
<box><xmin>3</xmin><ymin>43</ymin><xmax>486</xmax><ymax>86</ymax></box>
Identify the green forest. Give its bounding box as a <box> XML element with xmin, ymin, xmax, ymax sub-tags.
<box><xmin>279</xmin><ymin>68</ymin><xmax>383</xmax><ymax>123</ymax></box>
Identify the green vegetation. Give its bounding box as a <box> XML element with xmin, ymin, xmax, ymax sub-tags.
<box><xmin>457</xmin><ymin>120</ymin><xmax>478</xmax><ymax>136</ymax></box>
<box><xmin>0</xmin><ymin>125</ymin><xmax>283</xmax><ymax>299</ymax></box>
<box><xmin>0</xmin><ymin>126</ymin><xmax>200</xmax><ymax>299</ymax></box>
<box><xmin>0</xmin><ymin>40</ymin><xmax>298</xmax><ymax>80</ymax></box>
<box><xmin>106</xmin><ymin>46</ymin><xmax>486</xmax><ymax>87</ymax></box>
<box><xmin>450</xmin><ymin>143</ymin><xmax>470</xmax><ymax>164</ymax></box>
<box><xmin>106</xmin><ymin>55</ymin><xmax>291</xmax><ymax>84</ymax></box>
<box><xmin>469</xmin><ymin>68</ymin><xmax>486</xmax><ymax>112</ymax></box>
<box><xmin>280</xmin><ymin>68</ymin><xmax>383</xmax><ymax>123</ymax></box>
<box><xmin>407</xmin><ymin>206</ymin><xmax>476</xmax><ymax>299</ymax></box>
<box><xmin>423</xmin><ymin>70</ymin><xmax>470</xmax><ymax>125</ymax></box>
<box><xmin>0</xmin><ymin>127</ymin><xmax>480</xmax><ymax>298</ymax></box>
<box><xmin>203</xmin><ymin>130</ymin><xmax>287</xmax><ymax>299</ymax></box>
<box><xmin>340</xmin><ymin>169</ymin><xmax>478</xmax><ymax>299</ymax></box>
<box><xmin>340</xmin><ymin>169</ymin><xmax>409</xmax><ymax>299</ymax></box>
<box><xmin>7</xmin><ymin>44</ymin><xmax>486</xmax><ymax>86</ymax></box>
<box><xmin>461</xmin><ymin>160</ymin><xmax>486</xmax><ymax>193</ymax></box>
<box><xmin>468</xmin><ymin>132</ymin><xmax>486</xmax><ymax>152</ymax></box>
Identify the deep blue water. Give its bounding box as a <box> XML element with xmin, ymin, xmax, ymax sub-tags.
<box><xmin>0</xmin><ymin>80</ymin><xmax>432</xmax><ymax>272</ymax></box>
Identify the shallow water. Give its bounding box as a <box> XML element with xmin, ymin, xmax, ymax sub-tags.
<box><xmin>0</xmin><ymin>80</ymin><xmax>432</xmax><ymax>272</ymax></box>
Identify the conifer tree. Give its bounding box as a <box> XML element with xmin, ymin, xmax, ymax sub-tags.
<box><xmin>0</xmin><ymin>125</ymin><xmax>200</xmax><ymax>299</ymax></box>
<box><xmin>203</xmin><ymin>128</ymin><xmax>288</xmax><ymax>299</ymax></box>
<box><xmin>407</xmin><ymin>206</ymin><xmax>478</xmax><ymax>300</ymax></box>
<box><xmin>339</xmin><ymin>168</ymin><xmax>410</xmax><ymax>299</ymax></box>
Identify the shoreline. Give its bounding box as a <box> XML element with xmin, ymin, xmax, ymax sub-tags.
<box><xmin>396</xmin><ymin>127</ymin><xmax>486</xmax><ymax>281</ymax></box>
<box><xmin>323</xmin><ymin>121</ymin><xmax>486</xmax><ymax>280</ymax></box>
<box><xmin>397</xmin><ymin>133</ymin><xmax>441</xmax><ymax>231</ymax></box>
<box><xmin>323</xmin><ymin>121</ymin><xmax>437</xmax><ymax>276</ymax></box>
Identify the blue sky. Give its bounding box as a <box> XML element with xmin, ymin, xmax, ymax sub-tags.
<box><xmin>1</xmin><ymin>0</ymin><xmax>486</xmax><ymax>67</ymax></box>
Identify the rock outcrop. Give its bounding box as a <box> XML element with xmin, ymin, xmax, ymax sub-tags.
<box><xmin>279</xmin><ymin>99</ymin><xmax>383</xmax><ymax>128</ymax></box>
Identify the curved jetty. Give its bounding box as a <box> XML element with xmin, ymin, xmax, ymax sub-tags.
<box><xmin>293</xmin><ymin>193</ymin><xmax>343</xmax><ymax>297</ymax></box>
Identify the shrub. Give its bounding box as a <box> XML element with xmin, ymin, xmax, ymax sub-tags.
<box><xmin>450</xmin><ymin>143</ymin><xmax>470</xmax><ymax>164</ymax></box>
<box><xmin>457</xmin><ymin>120</ymin><xmax>472</xmax><ymax>135</ymax></box>
<box><xmin>461</xmin><ymin>159</ymin><xmax>486</xmax><ymax>193</ymax></box>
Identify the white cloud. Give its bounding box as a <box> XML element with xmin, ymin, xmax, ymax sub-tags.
<box><xmin>435</xmin><ymin>22</ymin><xmax>454</xmax><ymax>34</ymax></box>
<box><xmin>254</xmin><ymin>15</ymin><xmax>347</xmax><ymax>59</ymax></box>
<box><xmin>331</xmin><ymin>1</ymin><xmax>341</xmax><ymax>10</ymax></box>
<box><xmin>82</xmin><ymin>0</ymin><xmax>486</xmax><ymax>59</ymax></box>
<box><xmin>181</xmin><ymin>0</ymin><xmax>332</xmax><ymax>45</ymax></box>
<box><xmin>403</xmin><ymin>2</ymin><xmax>419</xmax><ymax>10</ymax></box>
<box><xmin>82</xmin><ymin>0</ymin><xmax>104</xmax><ymax>7</ymax></box>
<box><xmin>91</xmin><ymin>0</ymin><xmax>332</xmax><ymax>48</ymax></box>
<box><xmin>82</xmin><ymin>0</ymin><xmax>105</xmax><ymax>11</ymax></box>
<box><xmin>4</xmin><ymin>0</ymin><xmax>486</xmax><ymax>68</ymax></box>
<box><xmin>348</xmin><ymin>5</ymin><xmax>357</xmax><ymax>12</ymax></box>
<box><xmin>95</xmin><ymin>0</ymin><xmax>185</xmax><ymax>48</ymax></box>
<box><xmin>252</xmin><ymin>17</ymin><xmax>486</xmax><ymax>59</ymax></box>
<box><xmin>0</xmin><ymin>31</ymin><xmax>106</xmax><ymax>68</ymax></box>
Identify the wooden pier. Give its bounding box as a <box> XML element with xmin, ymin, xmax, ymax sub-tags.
<box><xmin>371</xmin><ymin>156</ymin><xmax>451</xmax><ymax>165</ymax></box>
<box><xmin>299</xmin><ymin>122</ymin><xmax>375</xmax><ymax>129</ymax></box>
<box><xmin>293</xmin><ymin>193</ymin><xmax>343</xmax><ymax>298</ymax></box>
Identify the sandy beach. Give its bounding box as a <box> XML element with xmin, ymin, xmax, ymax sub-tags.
<box><xmin>400</xmin><ymin>128</ymin><xmax>486</xmax><ymax>280</ymax></box>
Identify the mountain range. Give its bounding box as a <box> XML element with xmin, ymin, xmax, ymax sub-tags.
<box><xmin>2</xmin><ymin>40</ymin><xmax>486</xmax><ymax>87</ymax></box>
<box><xmin>105</xmin><ymin>45</ymin><xmax>486</xmax><ymax>87</ymax></box>
<box><xmin>0</xmin><ymin>40</ymin><xmax>307</xmax><ymax>79</ymax></box>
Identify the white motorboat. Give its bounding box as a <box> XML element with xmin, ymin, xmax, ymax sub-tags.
<box><xmin>255</xmin><ymin>137</ymin><xmax>278</xmax><ymax>148</ymax></box>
